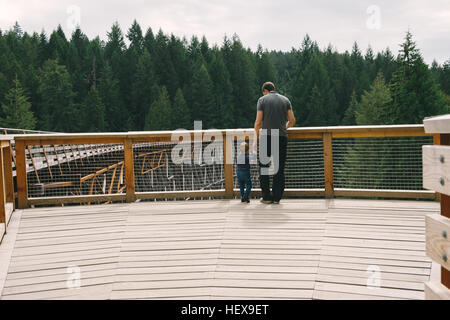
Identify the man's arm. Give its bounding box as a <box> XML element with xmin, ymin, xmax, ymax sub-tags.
<box><xmin>253</xmin><ymin>110</ymin><xmax>263</xmax><ymax>150</ymax></box>
<box><xmin>286</xmin><ymin>109</ymin><xmax>296</xmax><ymax>129</ymax></box>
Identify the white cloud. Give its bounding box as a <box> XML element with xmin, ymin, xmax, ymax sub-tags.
<box><xmin>0</xmin><ymin>0</ymin><xmax>449</xmax><ymax>63</ymax></box>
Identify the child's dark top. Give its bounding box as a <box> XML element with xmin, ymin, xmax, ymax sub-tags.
<box><xmin>236</xmin><ymin>154</ymin><xmax>255</xmax><ymax>172</ymax></box>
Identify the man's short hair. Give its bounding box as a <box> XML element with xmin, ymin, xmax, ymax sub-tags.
<box><xmin>262</xmin><ymin>82</ymin><xmax>275</xmax><ymax>92</ymax></box>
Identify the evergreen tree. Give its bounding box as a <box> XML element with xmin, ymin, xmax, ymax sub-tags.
<box><xmin>191</xmin><ymin>63</ymin><xmax>215</xmax><ymax>128</ymax></box>
<box><xmin>131</xmin><ymin>49</ymin><xmax>160</xmax><ymax>130</ymax></box>
<box><xmin>37</xmin><ymin>59</ymin><xmax>77</xmax><ymax>132</ymax></box>
<box><xmin>144</xmin><ymin>86</ymin><xmax>172</xmax><ymax>131</ymax></box>
<box><xmin>0</xmin><ymin>78</ymin><xmax>36</xmax><ymax>129</ymax></box>
<box><xmin>256</xmin><ymin>44</ymin><xmax>278</xmax><ymax>86</ymax></box>
<box><xmin>209</xmin><ymin>51</ymin><xmax>234</xmax><ymax>129</ymax></box>
<box><xmin>81</xmin><ymin>85</ymin><xmax>106</xmax><ymax>132</ymax></box>
<box><xmin>355</xmin><ymin>73</ymin><xmax>393</xmax><ymax>125</ymax></box>
<box><xmin>172</xmin><ymin>88</ymin><xmax>191</xmax><ymax>130</ymax></box>
<box><xmin>342</xmin><ymin>90</ymin><xmax>359</xmax><ymax>125</ymax></box>
<box><xmin>153</xmin><ymin>30</ymin><xmax>179</xmax><ymax>98</ymax></box>
<box><xmin>98</xmin><ymin>62</ymin><xmax>123</xmax><ymax>131</ymax></box>
<box><xmin>222</xmin><ymin>35</ymin><xmax>258</xmax><ymax>128</ymax></box>
<box><xmin>390</xmin><ymin>31</ymin><xmax>447</xmax><ymax>124</ymax></box>
<box><xmin>295</xmin><ymin>52</ymin><xmax>338</xmax><ymax>126</ymax></box>
<box><xmin>439</xmin><ymin>59</ymin><xmax>450</xmax><ymax>95</ymax></box>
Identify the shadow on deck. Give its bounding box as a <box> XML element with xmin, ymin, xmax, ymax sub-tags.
<box><xmin>0</xmin><ymin>199</ymin><xmax>440</xmax><ymax>300</ymax></box>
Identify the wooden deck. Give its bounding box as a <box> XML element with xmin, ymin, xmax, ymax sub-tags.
<box><xmin>0</xmin><ymin>199</ymin><xmax>439</xmax><ymax>300</ymax></box>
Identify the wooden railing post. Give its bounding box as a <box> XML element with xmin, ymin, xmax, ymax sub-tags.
<box><xmin>3</xmin><ymin>144</ymin><xmax>14</xmax><ymax>206</ymax></box>
<box><xmin>323</xmin><ymin>132</ymin><xmax>334</xmax><ymax>199</ymax></box>
<box><xmin>439</xmin><ymin>133</ymin><xmax>450</xmax><ymax>289</ymax></box>
<box><xmin>0</xmin><ymin>147</ymin><xmax>5</xmax><ymax>223</ymax></box>
<box><xmin>434</xmin><ymin>134</ymin><xmax>442</xmax><ymax>202</ymax></box>
<box><xmin>223</xmin><ymin>132</ymin><xmax>234</xmax><ymax>199</ymax></box>
<box><xmin>124</xmin><ymin>138</ymin><xmax>136</xmax><ymax>203</ymax></box>
<box><xmin>15</xmin><ymin>140</ymin><xmax>28</xmax><ymax>209</ymax></box>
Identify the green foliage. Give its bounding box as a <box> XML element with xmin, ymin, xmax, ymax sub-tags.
<box><xmin>209</xmin><ymin>51</ymin><xmax>234</xmax><ymax>129</ymax></box>
<box><xmin>355</xmin><ymin>73</ymin><xmax>393</xmax><ymax>125</ymax></box>
<box><xmin>37</xmin><ymin>59</ymin><xmax>77</xmax><ymax>132</ymax></box>
<box><xmin>172</xmin><ymin>88</ymin><xmax>191</xmax><ymax>130</ymax></box>
<box><xmin>144</xmin><ymin>86</ymin><xmax>172</xmax><ymax>131</ymax></box>
<box><xmin>190</xmin><ymin>63</ymin><xmax>215</xmax><ymax>128</ymax></box>
<box><xmin>80</xmin><ymin>85</ymin><xmax>106</xmax><ymax>132</ymax></box>
<box><xmin>390</xmin><ymin>31</ymin><xmax>447</xmax><ymax>124</ymax></box>
<box><xmin>0</xmin><ymin>22</ymin><xmax>448</xmax><ymax>134</ymax></box>
<box><xmin>0</xmin><ymin>77</ymin><xmax>36</xmax><ymax>129</ymax></box>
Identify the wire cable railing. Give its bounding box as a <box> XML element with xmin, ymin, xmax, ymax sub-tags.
<box><xmin>11</xmin><ymin>124</ymin><xmax>438</xmax><ymax>208</ymax></box>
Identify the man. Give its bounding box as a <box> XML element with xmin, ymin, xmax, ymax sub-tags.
<box><xmin>254</xmin><ymin>82</ymin><xmax>296</xmax><ymax>204</ymax></box>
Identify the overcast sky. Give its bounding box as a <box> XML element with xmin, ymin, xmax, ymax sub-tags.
<box><xmin>1</xmin><ymin>0</ymin><xmax>449</xmax><ymax>64</ymax></box>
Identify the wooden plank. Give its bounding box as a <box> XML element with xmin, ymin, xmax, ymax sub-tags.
<box><xmin>3</xmin><ymin>145</ymin><xmax>14</xmax><ymax>204</ymax></box>
<box><xmin>136</xmin><ymin>190</ymin><xmax>226</xmax><ymax>200</ymax></box>
<box><xmin>15</xmin><ymin>140</ymin><xmax>28</xmax><ymax>209</ymax></box>
<box><xmin>0</xmin><ymin>222</ymin><xmax>4</xmax><ymax>243</ymax></box>
<box><xmin>318</xmin><ymin>267</ymin><xmax>429</xmax><ymax>282</ymax></box>
<box><xmin>424</xmin><ymin>114</ymin><xmax>450</xmax><ymax>134</ymax></box>
<box><xmin>314</xmin><ymin>282</ymin><xmax>424</xmax><ymax>300</ymax></box>
<box><xmin>0</xmin><ymin>148</ymin><xmax>5</xmax><ymax>224</ymax></box>
<box><xmin>223</xmin><ymin>134</ymin><xmax>234</xmax><ymax>199</ymax></box>
<box><xmin>123</xmin><ymin>139</ymin><xmax>135</xmax><ymax>203</ymax></box>
<box><xmin>425</xmin><ymin>214</ymin><xmax>450</xmax><ymax>271</ymax></box>
<box><xmin>313</xmin><ymin>290</ymin><xmax>400</xmax><ymax>300</ymax></box>
<box><xmin>424</xmin><ymin>281</ymin><xmax>450</xmax><ymax>300</ymax></box>
<box><xmin>316</xmin><ymin>274</ymin><xmax>424</xmax><ymax>291</ymax></box>
<box><xmin>323</xmin><ymin>132</ymin><xmax>334</xmax><ymax>199</ymax></box>
<box><xmin>335</xmin><ymin>188</ymin><xmax>435</xmax><ymax>199</ymax></box>
<box><xmin>233</xmin><ymin>188</ymin><xmax>326</xmax><ymax>197</ymax></box>
<box><xmin>423</xmin><ymin>145</ymin><xmax>450</xmax><ymax>196</ymax></box>
<box><xmin>28</xmin><ymin>194</ymin><xmax>127</xmax><ymax>206</ymax></box>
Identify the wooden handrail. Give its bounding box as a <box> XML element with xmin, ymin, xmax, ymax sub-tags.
<box><xmin>0</xmin><ymin>137</ymin><xmax>15</xmax><ymax>243</ymax></box>
<box><xmin>12</xmin><ymin>124</ymin><xmax>436</xmax><ymax>208</ymax></box>
<box><xmin>423</xmin><ymin>114</ymin><xmax>450</xmax><ymax>298</ymax></box>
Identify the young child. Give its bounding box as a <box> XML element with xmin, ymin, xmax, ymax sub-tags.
<box><xmin>236</xmin><ymin>141</ymin><xmax>253</xmax><ymax>203</ymax></box>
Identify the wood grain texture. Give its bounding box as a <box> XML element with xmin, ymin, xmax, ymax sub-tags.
<box><xmin>426</xmin><ymin>214</ymin><xmax>450</xmax><ymax>271</ymax></box>
<box><xmin>424</xmin><ymin>281</ymin><xmax>450</xmax><ymax>300</ymax></box>
<box><xmin>423</xmin><ymin>145</ymin><xmax>450</xmax><ymax>196</ymax></box>
<box><xmin>0</xmin><ymin>199</ymin><xmax>437</xmax><ymax>300</ymax></box>
<box><xmin>424</xmin><ymin>114</ymin><xmax>450</xmax><ymax>134</ymax></box>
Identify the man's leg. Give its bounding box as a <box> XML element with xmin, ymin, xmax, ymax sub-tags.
<box><xmin>272</xmin><ymin>136</ymin><xmax>288</xmax><ymax>202</ymax></box>
<box><xmin>237</xmin><ymin>171</ymin><xmax>245</xmax><ymax>197</ymax></box>
<box><xmin>259</xmin><ymin>135</ymin><xmax>272</xmax><ymax>201</ymax></box>
<box><xmin>245</xmin><ymin>172</ymin><xmax>252</xmax><ymax>197</ymax></box>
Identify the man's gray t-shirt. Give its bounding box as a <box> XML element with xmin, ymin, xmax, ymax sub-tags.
<box><xmin>257</xmin><ymin>92</ymin><xmax>292</xmax><ymax>137</ymax></box>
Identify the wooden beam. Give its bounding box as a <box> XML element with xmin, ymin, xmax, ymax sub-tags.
<box><xmin>28</xmin><ymin>194</ymin><xmax>126</xmax><ymax>206</ymax></box>
<box><xmin>124</xmin><ymin>139</ymin><xmax>135</xmax><ymax>203</ymax></box>
<box><xmin>15</xmin><ymin>140</ymin><xmax>28</xmax><ymax>209</ymax></box>
<box><xmin>0</xmin><ymin>148</ymin><xmax>5</xmax><ymax>223</ymax></box>
<box><xmin>334</xmin><ymin>188</ymin><xmax>436</xmax><ymax>199</ymax></box>
<box><xmin>53</xmin><ymin>145</ymin><xmax>63</xmax><ymax>175</ymax></box>
<box><xmin>323</xmin><ymin>132</ymin><xmax>334</xmax><ymax>199</ymax></box>
<box><xmin>3</xmin><ymin>144</ymin><xmax>14</xmax><ymax>205</ymax></box>
<box><xmin>223</xmin><ymin>134</ymin><xmax>234</xmax><ymax>199</ymax></box>
<box><xmin>424</xmin><ymin>114</ymin><xmax>450</xmax><ymax>134</ymax></box>
<box><xmin>136</xmin><ymin>190</ymin><xmax>225</xmax><ymax>200</ymax></box>
<box><xmin>425</xmin><ymin>281</ymin><xmax>450</xmax><ymax>300</ymax></box>
<box><xmin>232</xmin><ymin>188</ymin><xmax>325</xmax><ymax>198</ymax></box>
<box><xmin>42</xmin><ymin>145</ymin><xmax>53</xmax><ymax>180</ymax></box>
<box><xmin>440</xmin><ymin>133</ymin><xmax>450</xmax><ymax>289</ymax></box>
<box><xmin>426</xmin><ymin>214</ymin><xmax>450</xmax><ymax>272</ymax></box>
<box><xmin>423</xmin><ymin>145</ymin><xmax>450</xmax><ymax>196</ymax></box>
<box><xmin>27</xmin><ymin>145</ymin><xmax>40</xmax><ymax>184</ymax></box>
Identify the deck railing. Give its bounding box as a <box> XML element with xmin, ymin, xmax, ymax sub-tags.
<box><xmin>0</xmin><ymin>135</ymin><xmax>15</xmax><ymax>242</ymax></box>
<box><xmin>11</xmin><ymin>124</ymin><xmax>439</xmax><ymax>209</ymax></box>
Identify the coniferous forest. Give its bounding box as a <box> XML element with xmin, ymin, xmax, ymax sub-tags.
<box><xmin>0</xmin><ymin>21</ymin><xmax>449</xmax><ymax>133</ymax></box>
